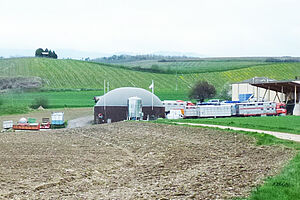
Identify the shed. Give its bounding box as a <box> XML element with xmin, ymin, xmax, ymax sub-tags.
<box><xmin>231</xmin><ymin>77</ymin><xmax>285</xmax><ymax>102</ymax></box>
<box><xmin>94</xmin><ymin>87</ymin><xmax>165</xmax><ymax>123</ymax></box>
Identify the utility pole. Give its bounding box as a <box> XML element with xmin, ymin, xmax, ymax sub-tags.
<box><xmin>104</xmin><ymin>80</ymin><xmax>106</xmax><ymax>110</ymax></box>
<box><xmin>176</xmin><ymin>68</ymin><xmax>178</xmax><ymax>91</ymax></box>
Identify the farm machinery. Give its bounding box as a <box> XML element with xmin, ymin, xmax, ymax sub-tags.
<box><xmin>12</xmin><ymin>118</ymin><xmax>40</xmax><ymax>131</ymax></box>
<box><xmin>5</xmin><ymin>112</ymin><xmax>65</xmax><ymax>131</ymax></box>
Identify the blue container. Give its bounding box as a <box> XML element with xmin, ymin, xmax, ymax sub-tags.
<box><xmin>239</xmin><ymin>94</ymin><xmax>252</xmax><ymax>102</ymax></box>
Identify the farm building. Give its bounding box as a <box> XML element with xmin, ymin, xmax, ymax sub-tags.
<box><xmin>231</xmin><ymin>77</ymin><xmax>285</xmax><ymax>102</ymax></box>
<box><xmin>94</xmin><ymin>87</ymin><xmax>165</xmax><ymax>124</ymax></box>
<box><xmin>232</xmin><ymin>77</ymin><xmax>300</xmax><ymax>115</ymax></box>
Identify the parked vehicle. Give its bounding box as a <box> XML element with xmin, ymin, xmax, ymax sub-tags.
<box><xmin>184</xmin><ymin>106</ymin><xmax>199</xmax><ymax>118</ymax></box>
<box><xmin>166</xmin><ymin>109</ymin><xmax>184</xmax><ymax>119</ymax></box>
<box><xmin>163</xmin><ymin>100</ymin><xmax>194</xmax><ymax>113</ymax></box>
<box><xmin>276</xmin><ymin>102</ymin><xmax>287</xmax><ymax>116</ymax></box>
<box><xmin>168</xmin><ymin>101</ymin><xmax>287</xmax><ymax>119</ymax></box>
<box><xmin>235</xmin><ymin>102</ymin><xmax>277</xmax><ymax>116</ymax></box>
<box><xmin>40</xmin><ymin>118</ymin><xmax>51</xmax><ymax>129</ymax></box>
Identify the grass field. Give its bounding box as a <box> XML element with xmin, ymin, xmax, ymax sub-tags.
<box><xmin>1</xmin><ymin>57</ymin><xmax>300</xmax><ymax>115</ymax></box>
<box><xmin>111</xmin><ymin>59</ymin><xmax>269</xmax><ymax>73</ymax></box>
<box><xmin>154</xmin><ymin>120</ymin><xmax>300</xmax><ymax>200</ymax></box>
<box><xmin>157</xmin><ymin>116</ymin><xmax>300</xmax><ymax>135</ymax></box>
<box><xmin>1</xmin><ymin>57</ymin><xmax>300</xmax><ymax>93</ymax></box>
<box><xmin>0</xmin><ymin>90</ymin><xmax>101</xmax><ymax>116</ymax></box>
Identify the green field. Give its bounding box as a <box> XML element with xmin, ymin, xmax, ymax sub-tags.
<box><xmin>111</xmin><ymin>59</ymin><xmax>269</xmax><ymax>73</ymax></box>
<box><xmin>1</xmin><ymin>57</ymin><xmax>300</xmax><ymax>115</ymax></box>
<box><xmin>158</xmin><ymin>116</ymin><xmax>300</xmax><ymax>135</ymax></box>
<box><xmin>0</xmin><ymin>90</ymin><xmax>102</xmax><ymax>116</ymax></box>
<box><xmin>1</xmin><ymin>57</ymin><xmax>299</xmax><ymax>92</ymax></box>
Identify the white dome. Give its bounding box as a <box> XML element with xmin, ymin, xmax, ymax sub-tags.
<box><xmin>95</xmin><ymin>87</ymin><xmax>163</xmax><ymax>107</ymax></box>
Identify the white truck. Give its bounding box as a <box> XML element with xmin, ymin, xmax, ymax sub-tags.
<box><xmin>166</xmin><ymin>109</ymin><xmax>184</xmax><ymax>119</ymax></box>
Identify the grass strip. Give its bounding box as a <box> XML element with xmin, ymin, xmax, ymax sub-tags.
<box><xmin>158</xmin><ymin>116</ymin><xmax>300</xmax><ymax>135</ymax></box>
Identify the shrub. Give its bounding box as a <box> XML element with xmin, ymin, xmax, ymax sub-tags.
<box><xmin>30</xmin><ymin>97</ymin><xmax>49</xmax><ymax>109</ymax></box>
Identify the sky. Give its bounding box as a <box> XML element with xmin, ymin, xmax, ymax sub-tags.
<box><xmin>0</xmin><ymin>0</ymin><xmax>300</xmax><ymax>58</ymax></box>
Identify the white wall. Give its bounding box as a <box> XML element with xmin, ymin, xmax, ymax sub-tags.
<box><xmin>232</xmin><ymin>83</ymin><xmax>285</xmax><ymax>102</ymax></box>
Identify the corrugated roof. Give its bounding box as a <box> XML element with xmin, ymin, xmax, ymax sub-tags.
<box><xmin>251</xmin><ymin>80</ymin><xmax>300</xmax><ymax>94</ymax></box>
<box><xmin>95</xmin><ymin>87</ymin><xmax>163</xmax><ymax>107</ymax></box>
<box><xmin>235</xmin><ymin>77</ymin><xmax>277</xmax><ymax>84</ymax></box>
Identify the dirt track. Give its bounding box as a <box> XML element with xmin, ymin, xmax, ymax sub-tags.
<box><xmin>67</xmin><ymin>115</ymin><xmax>94</xmax><ymax>129</ymax></box>
<box><xmin>0</xmin><ymin>122</ymin><xmax>295</xmax><ymax>199</ymax></box>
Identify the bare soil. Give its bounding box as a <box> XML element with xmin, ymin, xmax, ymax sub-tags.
<box><xmin>0</xmin><ymin>122</ymin><xmax>295</xmax><ymax>199</ymax></box>
<box><xmin>67</xmin><ymin>115</ymin><xmax>94</xmax><ymax>129</ymax></box>
<box><xmin>0</xmin><ymin>77</ymin><xmax>42</xmax><ymax>91</ymax></box>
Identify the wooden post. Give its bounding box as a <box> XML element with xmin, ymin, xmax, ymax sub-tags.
<box><xmin>268</xmin><ymin>87</ymin><xmax>270</xmax><ymax>101</ymax></box>
<box><xmin>237</xmin><ymin>84</ymin><xmax>239</xmax><ymax>101</ymax></box>
<box><xmin>294</xmin><ymin>85</ymin><xmax>297</xmax><ymax>105</ymax></box>
<box><xmin>281</xmin><ymin>86</ymin><xmax>284</xmax><ymax>103</ymax></box>
<box><xmin>263</xmin><ymin>89</ymin><xmax>268</xmax><ymax>101</ymax></box>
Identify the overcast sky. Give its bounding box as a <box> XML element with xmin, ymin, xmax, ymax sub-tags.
<box><xmin>0</xmin><ymin>0</ymin><xmax>300</xmax><ymax>58</ymax></box>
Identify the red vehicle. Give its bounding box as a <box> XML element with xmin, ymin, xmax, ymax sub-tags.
<box><xmin>276</xmin><ymin>103</ymin><xmax>287</xmax><ymax>115</ymax></box>
<box><xmin>13</xmin><ymin>124</ymin><xmax>40</xmax><ymax>130</ymax></box>
<box><xmin>40</xmin><ymin>118</ymin><xmax>51</xmax><ymax>129</ymax></box>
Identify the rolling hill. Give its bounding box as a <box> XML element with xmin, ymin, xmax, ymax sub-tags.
<box><xmin>1</xmin><ymin>57</ymin><xmax>299</xmax><ymax>92</ymax></box>
<box><xmin>0</xmin><ymin>57</ymin><xmax>300</xmax><ymax>114</ymax></box>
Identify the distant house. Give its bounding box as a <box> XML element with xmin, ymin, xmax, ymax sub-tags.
<box><xmin>41</xmin><ymin>52</ymin><xmax>49</xmax><ymax>56</ymax></box>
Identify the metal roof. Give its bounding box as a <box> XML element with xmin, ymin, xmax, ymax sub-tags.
<box><xmin>251</xmin><ymin>80</ymin><xmax>300</xmax><ymax>94</ymax></box>
<box><xmin>235</xmin><ymin>77</ymin><xmax>277</xmax><ymax>84</ymax></box>
<box><xmin>95</xmin><ymin>87</ymin><xmax>163</xmax><ymax>107</ymax></box>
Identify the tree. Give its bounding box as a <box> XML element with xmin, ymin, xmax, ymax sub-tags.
<box><xmin>35</xmin><ymin>48</ymin><xmax>44</xmax><ymax>57</ymax></box>
<box><xmin>52</xmin><ymin>51</ymin><xmax>57</xmax><ymax>59</ymax></box>
<box><xmin>35</xmin><ymin>48</ymin><xmax>57</xmax><ymax>59</ymax></box>
<box><xmin>189</xmin><ymin>80</ymin><xmax>216</xmax><ymax>102</ymax></box>
<box><xmin>49</xmin><ymin>50</ymin><xmax>54</xmax><ymax>58</ymax></box>
<box><xmin>30</xmin><ymin>97</ymin><xmax>49</xmax><ymax>109</ymax></box>
<box><xmin>218</xmin><ymin>83</ymin><xmax>231</xmax><ymax>100</ymax></box>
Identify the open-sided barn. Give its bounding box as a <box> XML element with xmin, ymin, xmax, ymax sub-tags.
<box><xmin>94</xmin><ymin>87</ymin><xmax>165</xmax><ymax>123</ymax></box>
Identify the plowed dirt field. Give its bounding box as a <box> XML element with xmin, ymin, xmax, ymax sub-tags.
<box><xmin>0</xmin><ymin>122</ymin><xmax>295</xmax><ymax>199</ymax></box>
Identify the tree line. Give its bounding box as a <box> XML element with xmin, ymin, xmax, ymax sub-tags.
<box><xmin>92</xmin><ymin>54</ymin><xmax>191</xmax><ymax>63</ymax></box>
<box><xmin>35</xmin><ymin>48</ymin><xmax>58</xmax><ymax>59</ymax></box>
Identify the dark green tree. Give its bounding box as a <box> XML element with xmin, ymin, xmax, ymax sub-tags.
<box><xmin>35</xmin><ymin>48</ymin><xmax>57</xmax><ymax>59</ymax></box>
<box><xmin>52</xmin><ymin>51</ymin><xmax>57</xmax><ymax>59</ymax></box>
<box><xmin>189</xmin><ymin>80</ymin><xmax>216</xmax><ymax>102</ymax></box>
<box><xmin>35</xmin><ymin>48</ymin><xmax>44</xmax><ymax>57</ymax></box>
<box><xmin>48</xmin><ymin>50</ymin><xmax>54</xmax><ymax>58</ymax></box>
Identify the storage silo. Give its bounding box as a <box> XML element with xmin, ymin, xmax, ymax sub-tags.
<box><xmin>128</xmin><ymin>97</ymin><xmax>143</xmax><ymax>120</ymax></box>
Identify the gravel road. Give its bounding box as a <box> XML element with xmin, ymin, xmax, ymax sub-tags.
<box><xmin>175</xmin><ymin>122</ymin><xmax>300</xmax><ymax>142</ymax></box>
<box><xmin>67</xmin><ymin>115</ymin><xmax>94</xmax><ymax>128</ymax></box>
